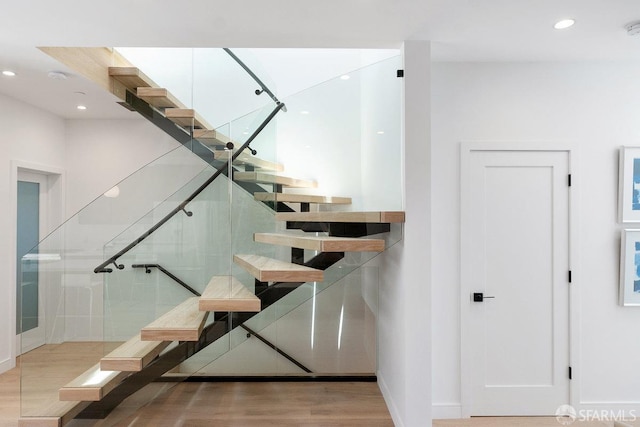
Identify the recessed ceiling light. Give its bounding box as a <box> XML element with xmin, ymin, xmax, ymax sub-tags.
<box><xmin>377</xmin><ymin>131</ymin><xmax>385</xmax><ymax>135</ymax></box>
<box><xmin>554</xmin><ymin>19</ymin><xmax>575</xmax><ymax>30</ymax></box>
<box><xmin>2</xmin><ymin>70</ymin><xmax>16</xmax><ymax>77</ymax></box>
<box><xmin>340</xmin><ymin>75</ymin><xmax>350</xmax><ymax>80</ymax></box>
<box><xmin>77</xmin><ymin>105</ymin><xmax>87</xmax><ymax>110</ymax></box>
<box><xmin>300</xmin><ymin>110</ymin><xmax>310</xmax><ymax>115</ymax></box>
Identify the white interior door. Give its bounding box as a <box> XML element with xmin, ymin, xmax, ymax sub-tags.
<box><xmin>17</xmin><ymin>170</ymin><xmax>49</xmax><ymax>353</ymax></box>
<box><xmin>462</xmin><ymin>148</ymin><xmax>570</xmax><ymax>416</ymax></box>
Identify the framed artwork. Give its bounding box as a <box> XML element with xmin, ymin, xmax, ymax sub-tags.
<box><xmin>618</xmin><ymin>146</ymin><xmax>640</xmax><ymax>222</ymax></box>
<box><xmin>620</xmin><ymin>229</ymin><xmax>640</xmax><ymax>306</ymax></box>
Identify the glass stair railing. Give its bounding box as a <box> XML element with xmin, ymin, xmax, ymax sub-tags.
<box><xmin>19</xmin><ymin>51</ymin><xmax>403</xmax><ymax>426</ymax></box>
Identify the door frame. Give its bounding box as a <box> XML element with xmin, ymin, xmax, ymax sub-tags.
<box><xmin>459</xmin><ymin>142</ymin><xmax>580</xmax><ymax>417</ymax></box>
<box><xmin>9</xmin><ymin>160</ymin><xmax>64</xmax><ymax>371</ymax></box>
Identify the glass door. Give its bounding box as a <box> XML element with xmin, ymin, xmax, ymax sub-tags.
<box><xmin>17</xmin><ymin>170</ymin><xmax>48</xmax><ymax>353</ymax></box>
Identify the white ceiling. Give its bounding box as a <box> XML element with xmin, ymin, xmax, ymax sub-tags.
<box><xmin>0</xmin><ymin>0</ymin><xmax>639</xmax><ymax>119</ymax></box>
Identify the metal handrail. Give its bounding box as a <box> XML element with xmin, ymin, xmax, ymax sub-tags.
<box><xmin>131</xmin><ymin>264</ymin><xmax>201</xmax><ymax>296</ymax></box>
<box><xmin>94</xmin><ymin>102</ymin><xmax>286</xmax><ymax>273</ymax></box>
<box><xmin>223</xmin><ymin>48</ymin><xmax>287</xmax><ymax>112</ymax></box>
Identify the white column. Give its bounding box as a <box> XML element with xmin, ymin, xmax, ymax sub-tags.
<box><xmin>377</xmin><ymin>40</ymin><xmax>431</xmax><ymax>427</ymax></box>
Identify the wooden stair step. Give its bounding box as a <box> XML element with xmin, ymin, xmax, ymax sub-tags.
<box><xmin>193</xmin><ymin>129</ymin><xmax>228</xmax><ymax>147</ymax></box>
<box><xmin>141</xmin><ymin>297</ymin><xmax>208</xmax><ymax>342</ymax></box>
<box><xmin>213</xmin><ymin>151</ymin><xmax>284</xmax><ymax>172</ymax></box>
<box><xmin>59</xmin><ymin>364</ymin><xmax>128</xmax><ymax>401</ymax></box>
<box><xmin>136</xmin><ymin>87</ymin><xmax>186</xmax><ymax>109</ymax></box>
<box><xmin>254</xmin><ymin>192</ymin><xmax>352</xmax><ymax>205</ymax></box>
<box><xmin>19</xmin><ymin>400</ymin><xmax>90</xmax><ymax>427</ymax></box>
<box><xmin>199</xmin><ymin>276</ymin><xmax>261</xmax><ymax>312</ymax></box>
<box><xmin>235</xmin><ymin>172</ymin><xmax>317</xmax><ymax>188</ymax></box>
<box><xmin>233</xmin><ymin>254</ymin><xmax>324</xmax><ymax>282</ymax></box>
<box><xmin>165</xmin><ymin>108</ymin><xmax>212</xmax><ymax>130</ymax></box>
<box><xmin>254</xmin><ymin>232</ymin><xmax>385</xmax><ymax>252</ymax></box>
<box><xmin>108</xmin><ymin>67</ymin><xmax>156</xmax><ymax>91</ymax></box>
<box><xmin>275</xmin><ymin>211</ymin><xmax>405</xmax><ymax>223</ymax></box>
<box><xmin>100</xmin><ymin>334</ymin><xmax>170</xmax><ymax>372</ymax></box>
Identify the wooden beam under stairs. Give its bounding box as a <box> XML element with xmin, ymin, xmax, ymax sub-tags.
<box><xmin>19</xmin><ymin>400</ymin><xmax>90</xmax><ymax>427</ymax></box>
<box><xmin>165</xmin><ymin>108</ymin><xmax>212</xmax><ymax>130</ymax></box>
<box><xmin>235</xmin><ymin>172</ymin><xmax>317</xmax><ymax>188</ymax></box>
<box><xmin>254</xmin><ymin>232</ymin><xmax>385</xmax><ymax>252</ymax></box>
<box><xmin>233</xmin><ymin>254</ymin><xmax>324</xmax><ymax>282</ymax></box>
<box><xmin>100</xmin><ymin>334</ymin><xmax>170</xmax><ymax>372</ymax></box>
<box><xmin>59</xmin><ymin>364</ymin><xmax>128</xmax><ymax>402</ymax></box>
<box><xmin>136</xmin><ymin>87</ymin><xmax>186</xmax><ymax>109</ymax></box>
<box><xmin>39</xmin><ymin>48</ymin><xmax>134</xmax><ymax>100</ymax></box>
<box><xmin>213</xmin><ymin>151</ymin><xmax>284</xmax><ymax>172</ymax></box>
<box><xmin>254</xmin><ymin>192</ymin><xmax>352</xmax><ymax>205</ymax></box>
<box><xmin>275</xmin><ymin>211</ymin><xmax>405</xmax><ymax>223</ymax></box>
<box><xmin>199</xmin><ymin>276</ymin><xmax>261</xmax><ymax>312</ymax></box>
<box><xmin>141</xmin><ymin>297</ymin><xmax>208</xmax><ymax>342</ymax></box>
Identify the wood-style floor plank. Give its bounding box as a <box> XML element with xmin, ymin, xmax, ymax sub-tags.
<box><xmin>1</xmin><ymin>348</ymin><xmax>394</xmax><ymax>426</ymax></box>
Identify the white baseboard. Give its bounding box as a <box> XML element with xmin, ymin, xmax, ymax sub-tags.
<box><xmin>0</xmin><ymin>356</ymin><xmax>16</xmax><ymax>374</ymax></box>
<box><xmin>432</xmin><ymin>403</ymin><xmax>462</xmax><ymax>419</ymax></box>
<box><xmin>579</xmin><ymin>402</ymin><xmax>640</xmax><ymax>410</ymax></box>
<box><xmin>378</xmin><ymin>372</ymin><xmax>406</xmax><ymax>427</ymax></box>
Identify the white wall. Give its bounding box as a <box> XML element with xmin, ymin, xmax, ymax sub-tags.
<box><xmin>431</xmin><ymin>61</ymin><xmax>640</xmax><ymax>417</ymax></box>
<box><xmin>0</xmin><ymin>93</ymin><xmax>67</xmax><ymax>372</ymax></box>
<box><xmin>1</xmin><ymin>109</ymin><xmax>185</xmax><ymax>370</ymax></box>
<box><xmin>378</xmin><ymin>40</ymin><xmax>432</xmax><ymax>427</ymax></box>
<box><xmin>65</xmin><ymin>118</ymin><xmax>181</xmax><ymax>215</ymax></box>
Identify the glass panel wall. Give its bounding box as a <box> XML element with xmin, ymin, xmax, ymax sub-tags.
<box><xmin>19</xmin><ymin>49</ymin><xmax>403</xmax><ymax>421</ymax></box>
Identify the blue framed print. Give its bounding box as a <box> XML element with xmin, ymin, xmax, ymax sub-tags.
<box><xmin>619</xmin><ymin>147</ymin><xmax>640</xmax><ymax>222</ymax></box>
<box><xmin>620</xmin><ymin>229</ymin><xmax>640</xmax><ymax>306</ymax></box>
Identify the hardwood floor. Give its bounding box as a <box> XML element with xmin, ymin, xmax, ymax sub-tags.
<box><xmin>4</xmin><ymin>344</ymin><xmax>636</xmax><ymax>426</ymax></box>
<box><xmin>433</xmin><ymin>418</ymin><xmax>631</xmax><ymax>426</ymax></box>
<box><xmin>0</xmin><ymin>347</ymin><xmax>393</xmax><ymax>426</ymax></box>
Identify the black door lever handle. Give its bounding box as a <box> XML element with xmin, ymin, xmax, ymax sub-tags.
<box><xmin>473</xmin><ymin>292</ymin><xmax>495</xmax><ymax>302</ymax></box>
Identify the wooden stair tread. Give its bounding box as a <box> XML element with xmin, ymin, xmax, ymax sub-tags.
<box><xmin>254</xmin><ymin>193</ymin><xmax>351</xmax><ymax>204</ymax></box>
<box><xmin>233</xmin><ymin>254</ymin><xmax>324</xmax><ymax>283</ymax></box>
<box><xmin>199</xmin><ymin>276</ymin><xmax>261</xmax><ymax>312</ymax></box>
<box><xmin>100</xmin><ymin>334</ymin><xmax>170</xmax><ymax>372</ymax></box>
<box><xmin>254</xmin><ymin>232</ymin><xmax>385</xmax><ymax>252</ymax></box>
<box><xmin>214</xmin><ymin>151</ymin><xmax>284</xmax><ymax>172</ymax></box>
<box><xmin>108</xmin><ymin>67</ymin><xmax>156</xmax><ymax>91</ymax></box>
<box><xmin>136</xmin><ymin>87</ymin><xmax>186</xmax><ymax>109</ymax></box>
<box><xmin>235</xmin><ymin>172</ymin><xmax>317</xmax><ymax>188</ymax></box>
<box><xmin>193</xmin><ymin>129</ymin><xmax>228</xmax><ymax>147</ymax></box>
<box><xmin>165</xmin><ymin>108</ymin><xmax>212</xmax><ymax>130</ymax></box>
<box><xmin>275</xmin><ymin>211</ymin><xmax>405</xmax><ymax>223</ymax></box>
<box><xmin>140</xmin><ymin>297</ymin><xmax>208</xmax><ymax>342</ymax></box>
<box><xmin>59</xmin><ymin>364</ymin><xmax>128</xmax><ymax>402</ymax></box>
<box><xmin>19</xmin><ymin>400</ymin><xmax>90</xmax><ymax>426</ymax></box>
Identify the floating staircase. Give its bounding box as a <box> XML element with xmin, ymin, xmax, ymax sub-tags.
<box><xmin>20</xmin><ymin>50</ymin><xmax>405</xmax><ymax>426</ymax></box>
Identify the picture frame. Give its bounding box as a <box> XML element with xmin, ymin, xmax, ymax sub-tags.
<box><xmin>619</xmin><ymin>229</ymin><xmax>640</xmax><ymax>306</ymax></box>
<box><xmin>618</xmin><ymin>146</ymin><xmax>640</xmax><ymax>222</ymax></box>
